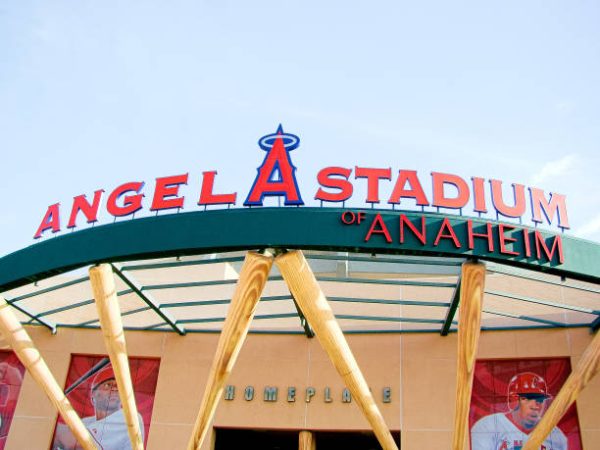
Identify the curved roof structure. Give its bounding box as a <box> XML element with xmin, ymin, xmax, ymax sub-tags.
<box><xmin>1</xmin><ymin>207</ymin><xmax>599</xmax><ymax>336</ymax></box>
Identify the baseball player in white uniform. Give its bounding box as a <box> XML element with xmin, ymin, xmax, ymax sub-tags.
<box><xmin>53</xmin><ymin>365</ymin><xmax>144</xmax><ymax>450</ymax></box>
<box><xmin>471</xmin><ymin>372</ymin><xmax>567</xmax><ymax>450</ymax></box>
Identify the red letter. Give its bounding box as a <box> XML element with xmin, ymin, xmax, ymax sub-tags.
<box><xmin>198</xmin><ymin>171</ymin><xmax>236</xmax><ymax>206</ymax></box>
<box><xmin>498</xmin><ymin>224</ymin><xmax>519</xmax><ymax>256</ymax></box>
<box><xmin>399</xmin><ymin>214</ymin><xmax>426</xmax><ymax>245</ymax></box>
<box><xmin>34</xmin><ymin>203</ymin><xmax>61</xmax><ymax>239</ymax></box>
<box><xmin>431</xmin><ymin>172</ymin><xmax>469</xmax><ymax>209</ymax></box>
<box><xmin>523</xmin><ymin>228</ymin><xmax>532</xmax><ymax>257</ymax></box>
<box><xmin>365</xmin><ymin>213</ymin><xmax>392</xmax><ymax>243</ymax></box>
<box><xmin>67</xmin><ymin>190</ymin><xmax>104</xmax><ymax>229</ymax></box>
<box><xmin>490</xmin><ymin>180</ymin><xmax>526</xmax><ymax>218</ymax></box>
<box><xmin>467</xmin><ymin>220</ymin><xmax>494</xmax><ymax>252</ymax></box>
<box><xmin>315</xmin><ymin>167</ymin><xmax>353</xmax><ymax>202</ymax></box>
<box><xmin>355</xmin><ymin>167</ymin><xmax>391</xmax><ymax>204</ymax></box>
<box><xmin>151</xmin><ymin>174</ymin><xmax>188</xmax><ymax>211</ymax></box>
<box><xmin>534</xmin><ymin>231</ymin><xmax>564</xmax><ymax>264</ymax></box>
<box><xmin>471</xmin><ymin>177</ymin><xmax>488</xmax><ymax>213</ymax></box>
<box><xmin>529</xmin><ymin>188</ymin><xmax>570</xmax><ymax>229</ymax></box>
<box><xmin>389</xmin><ymin>170</ymin><xmax>429</xmax><ymax>205</ymax></box>
<box><xmin>107</xmin><ymin>182</ymin><xmax>145</xmax><ymax>217</ymax></box>
<box><xmin>433</xmin><ymin>218</ymin><xmax>461</xmax><ymax>248</ymax></box>
<box><xmin>245</xmin><ymin>129</ymin><xmax>303</xmax><ymax>206</ymax></box>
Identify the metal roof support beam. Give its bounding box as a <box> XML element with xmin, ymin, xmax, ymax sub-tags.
<box><xmin>591</xmin><ymin>316</ymin><xmax>600</xmax><ymax>332</ymax></box>
<box><xmin>451</xmin><ymin>261</ymin><xmax>486</xmax><ymax>450</ymax></box>
<box><xmin>276</xmin><ymin>250</ymin><xmax>398</xmax><ymax>450</ymax></box>
<box><xmin>316</xmin><ymin>276</ymin><xmax>456</xmax><ymax>288</ymax></box>
<box><xmin>487</xmin><ymin>262</ymin><xmax>600</xmax><ymax>295</ymax></box>
<box><xmin>120</xmin><ymin>256</ymin><xmax>246</xmax><ymax>271</ymax></box>
<box><xmin>306</xmin><ymin>253</ymin><xmax>463</xmax><ymax>267</ymax></box>
<box><xmin>141</xmin><ymin>276</ymin><xmax>456</xmax><ymax>292</ymax></box>
<box><xmin>187</xmin><ymin>251</ymin><xmax>273</xmax><ymax>450</ymax></box>
<box><xmin>111</xmin><ymin>263</ymin><xmax>185</xmax><ymax>336</ymax></box>
<box><xmin>35</xmin><ymin>288</ymin><xmax>134</xmax><ymax>319</ymax></box>
<box><xmin>483</xmin><ymin>308</ymin><xmax>567</xmax><ymax>328</ymax></box>
<box><xmin>330</xmin><ymin>297</ymin><xmax>450</xmax><ymax>307</ymax></box>
<box><xmin>441</xmin><ymin>276</ymin><xmax>462</xmax><ymax>336</ymax></box>
<box><xmin>163</xmin><ymin>295</ymin><xmax>290</xmax><ymax>309</ymax></box>
<box><xmin>486</xmin><ymin>289</ymin><xmax>600</xmax><ymax>315</ymax></box>
<box><xmin>8</xmin><ymin>275</ymin><xmax>89</xmax><ymax>304</ymax></box>
<box><xmin>522</xmin><ymin>325</ymin><xmax>600</xmax><ymax>450</ymax></box>
<box><xmin>292</xmin><ymin>293</ymin><xmax>314</xmax><ymax>338</ymax></box>
<box><xmin>5</xmin><ymin>296</ymin><xmax>57</xmax><ymax>334</ymax></box>
<box><xmin>0</xmin><ymin>295</ymin><xmax>96</xmax><ymax>449</ymax></box>
<box><xmin>89</xmin><ymin>264</ymin><xmax>144</xmax><ymax>450</ymax></box>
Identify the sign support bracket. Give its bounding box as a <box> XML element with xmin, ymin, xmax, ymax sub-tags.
<box><xmin>441</xmin><ymin>276</ymin><xmax>462</xmax><ymax>336</ymax></box>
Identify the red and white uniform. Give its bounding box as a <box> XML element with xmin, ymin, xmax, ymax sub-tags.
<box><xmin>82</xmin><ymin>409</ymin><xmax>144</xmax><ymax>450</ymax></box>
<box><xmin>471</xmin><ymin>413</ymin><xmax>567</xmax><ymax>450</ymax></box>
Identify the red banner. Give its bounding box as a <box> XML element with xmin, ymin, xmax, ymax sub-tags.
<box><xmin>51</xmin><ymin>355</ymin><xmax>160</xmax><ymax>450</ymax></box>
<box><xmin>470</xmin><ymin>358</ymin><xmax>581</xmax><ymax>450</ymax></box>
<box><xmin>0</xmin><ymin>352</ymin><xmax>25</xmax><ymax>450</ymax></box>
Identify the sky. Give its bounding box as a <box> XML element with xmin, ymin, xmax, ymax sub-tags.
<box><xmin>1</xmin><ymin>1</ymin><xmax>599</xmax><ymax>258</ymax></box>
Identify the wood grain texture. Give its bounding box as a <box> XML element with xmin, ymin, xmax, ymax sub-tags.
<box><xmin>0</xmin><ymin>295</ymin><xmax>97</xmax><ymax>450</ymax></box>
<box><xmin>452</xmin><ymin>261</ymin><xmax>486</xmax><ymax>450</ymax></box>
<box><xmin>187</xmin><ymin>251</ymin><xmax>273</xmax><ymax>450</ymax></box>
<box><xmin>298</xmin><ymin>430</ymin><xmax>316</xmax><ymax>450</ymax></box>
<box><xmin>89</xmin><ymin>264</ymin><xmax>144</xmax><ymax>450</ymax></box>
<box><xmin>276</xmin><ymin>250</ymin><xmax>398</xmax><ymax>450</ymax></box>
<box><xmin>522</xmin><ymin>328</ymin><xmax>600</xmax><ymax>450</ymax></box>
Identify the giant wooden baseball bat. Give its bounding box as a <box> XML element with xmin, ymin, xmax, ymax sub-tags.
<box><xmin>522</xmin><ymin>327</ymin><xmax>600</xmax><ymax>450</ymax></box>
<box><xmin>89</xmin><ymin>264</ymin><xmax>143</xmax><ymax>450</ymax></box>
<box><xmin>0</xmin><ymin>295</ymin><xmax>96</xmax><ymax>450</ymax></box>
<box><xmin>299</xmin><ymin>430</ymin><xmax>316</xmax><ymax>450</ymax></box>
<box><xmin>276</xmin><ymin>250</ymin><xmax>398</xmax><ymax>450</ymax></box>
<box><xmin>187</xmin><ymin>251</ymin><xmax>273</xmax><ymax>450</ymax></box>
<box><xmin>452</xmin><ymin>261</ymin><xmax>485</xmax><ymax>450</ymax></box>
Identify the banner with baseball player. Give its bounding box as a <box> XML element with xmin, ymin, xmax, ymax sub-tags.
<box><xmin>0</xmin><ymin>351</ymin><xmax>25</xmax><ymax>450</ymax></box>
<box><xmin>51</xmin><ymin>355</ymin><xmax>160</xmax><ymax>450</ymax></box>
<box><xmin>469</xmin><ymin>358</ymin><xmax>582</xmax><ymax>450</ymax></box>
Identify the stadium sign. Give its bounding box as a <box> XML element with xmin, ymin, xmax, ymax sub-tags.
<box><xmin>33</xmin><ymin>125</ymin><xmax>570</xmax><ymax>243</ymax></box>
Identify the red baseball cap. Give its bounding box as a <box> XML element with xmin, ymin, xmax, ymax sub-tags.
<box><xmin>91</xmin><ymin>365</ymin><xmax>116</xmax><ymax>391</ymax></box>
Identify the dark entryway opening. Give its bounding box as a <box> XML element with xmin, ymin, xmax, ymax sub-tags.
<box><xmin>215</xmin><ymin>428</ymin><xmax>298</xmax><ymax>450</ymax></box>
<box><xmin>315</xmin><ymin>431</ymin><xmax>401</xmax><ymax>449</ymax></box>
<box><xmin>214</xmin><ymin>428</ymin><xmax>401</xmax><ymax>450</ymax></box>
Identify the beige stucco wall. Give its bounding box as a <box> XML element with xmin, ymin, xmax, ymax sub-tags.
<box><xmin>2</xmin><ymin>326</ymin><xmax>599</xmax><ymax>449</ymax></box>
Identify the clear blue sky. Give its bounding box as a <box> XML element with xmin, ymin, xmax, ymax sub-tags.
<box><xmin>1</xmin><ymin>1</ymin><xmax>599</xmax><ymax>257</ymax></box>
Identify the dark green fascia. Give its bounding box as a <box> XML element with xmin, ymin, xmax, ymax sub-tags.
<box><xmin>1</xmin><ymin>208</ymin><xmax>599</xmax><ymax>292</ymax></box>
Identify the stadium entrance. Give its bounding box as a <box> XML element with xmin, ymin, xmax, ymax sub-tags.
<box><xmin>213</xmin><ymin>428</ymin><xmax>401</xmax><ymax>450</ymax></box>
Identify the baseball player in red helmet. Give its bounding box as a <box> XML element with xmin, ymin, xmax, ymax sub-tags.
<box><xmin>52</xmin><ymin>365</ymin><xmax>144</xmax><ymax>450</ymax></box>
<box><xmin>470</xmin><ymin>372</ymin><xmax>567</xmax><ymax>450</ymax></box>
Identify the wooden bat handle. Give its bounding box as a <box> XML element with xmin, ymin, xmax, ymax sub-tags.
<box><xmin>0</xmin><ymin>295</ymin><xmax>96</xmax><ymax>450</ymax></box>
